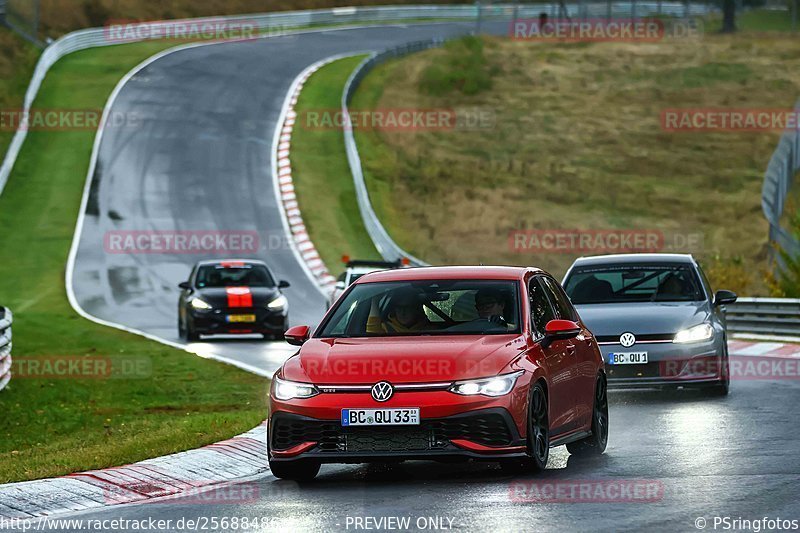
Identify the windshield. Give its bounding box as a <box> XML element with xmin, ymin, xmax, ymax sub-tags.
<box><xmin>564</xmin><ymin>264</ymin><xmax>704</xmax><ymax>304</ymax></box>
<box><xmin>318</xmin><ymin>280</ymin><xmax>520</xmax><ymax>337</ymax></box>
<box><xmin>195</xmin><ymin>264</ymin><xmax>275</xmax><ymax>288</ymax></box>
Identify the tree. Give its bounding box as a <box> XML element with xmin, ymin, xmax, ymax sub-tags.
<box><xmin>721</xmin><ymin>0</ymin><xmax>737</xmax><ymax>33</ymax></box>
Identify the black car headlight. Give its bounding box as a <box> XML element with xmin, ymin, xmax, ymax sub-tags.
<box><xmin>190</xmin><ymin>297</ymin><xmax>212</xmax><ymax>310</ymax></box>
<box><xmin>267</xmin><ymin>294</ymin><xmax>288</xmax><ymax>311</ymax></box>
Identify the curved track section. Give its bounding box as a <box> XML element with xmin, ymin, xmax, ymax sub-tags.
<box><xmin>69</xmin><ymin>23</ymin><xmax>497</xmax><ymax>375</ymax></box>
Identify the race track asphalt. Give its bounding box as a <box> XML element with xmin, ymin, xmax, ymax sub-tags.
<box><xmin>29</xmin><ymin>379</ymin><xmax>800</xmax><ymax>532</ymax></box>
<box><xmin>60</xmin><ymin>21</ymin><xmax>800</xmax><ymax>533</ymax></box>
<box><xmin>69</xmin><ymin>22</ymin><xmax>501</xmax><ymax>374</ymax></box>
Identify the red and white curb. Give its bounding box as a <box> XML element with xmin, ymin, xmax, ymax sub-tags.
<box><xmin>728</xmin><ymin>339</ymin><xmax>800</xmax><ymax>359</ymax></box>
<box><xmin>0</xmin><ymin>423</ymin><xmax>268</xmax><ymax>519</ymax></box>
<box><xmin>275</xmin><ymin>57</ymin><xmax>351</xmax><ymax>296</ymax></box>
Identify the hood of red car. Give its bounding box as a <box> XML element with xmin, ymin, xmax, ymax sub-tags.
<box><xmin>281</xmin><ymin>335</ymin><xmax>526</xmax><ymax>384</ymax></box>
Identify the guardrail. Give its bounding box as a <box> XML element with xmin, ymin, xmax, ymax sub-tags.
<box><xmin>0</xmin><ymin>307</ymin><xmax>12</xmax><ymax>392</ymax></box>
<box><xmin>341</xmin><ymin>40</ymin><xmax>443</xmax><ymax>266</ymax></box>
<box><xmin>340</xmin><ymin>3</ymin><xmax>711</xmax><ymax>266</ymax></box>
<box><xmin>724</xmin><ymin>297</ymin><xmax>800</xmax><ymax>337</ymax></box>
<box><xmin>0</xmin><ymin>2</ymin><xmax>714</xmax><ymax>198</ymax></box>
<box><xmin>762</xmin><ymin>98</ymin><xmax>800</xmax><ymax>268</ymax></box>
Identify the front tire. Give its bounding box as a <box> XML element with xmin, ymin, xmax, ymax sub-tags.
<box><xmin>567</xmin><ymin>374</ymin><xmax>609</xmax><ymax>456</ymax></box>
<box><xmin>500</xmin><ymin>381</ymin><xmax>549</xmax><ymax>473</ymax></box>
<box><xmin>707</xmin><ymin>349</ymin><xmax>730</xmax><ymax>396</ymax></box>
<box><xmin>269</xmin><ymin>459</ymin><xmax>320</xmax><ymax>481</ymax></box>
<box><xmin>185</xmin><ymin>319</ymin><xmax>200</xmax><ymax>342</ymax></box>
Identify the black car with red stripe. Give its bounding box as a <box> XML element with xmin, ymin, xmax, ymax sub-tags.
<box><xmin>178</xmin><ymin>260</ymin><xmax>290</xmax><ymax>341</ymax></box>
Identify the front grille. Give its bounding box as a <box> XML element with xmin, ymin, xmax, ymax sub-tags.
<box><xmin>271</xmin><ymin>412</ymin><xmax>514</xmax><ymax>452</ymax></box>
<box><xmin>345</xmin><ymin>429</ymin><xmax>435</xmax><ymax>452</ymax></box>
<box><xmin>596</xmin><ymin>333</ymin><xmax>673</xmax><ymax>344</ymax></box>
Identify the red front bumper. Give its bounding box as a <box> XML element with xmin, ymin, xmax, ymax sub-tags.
<box><xmin>268</xmin><ymin>385</ymin><xmax>531</xmax><ymax>462</ymax></box>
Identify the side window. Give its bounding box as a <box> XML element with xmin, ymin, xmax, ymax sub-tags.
<box><xmin>529</xmin><ymin>278</ymin><xmax>556</xmax><ymax>338</ymax></box>
<box><xmin>542</xmin><ymin>277</ymin><xmax>576</xmax><ymax>321</ymax></box>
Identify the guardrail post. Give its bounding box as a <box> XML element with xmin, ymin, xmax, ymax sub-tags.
<box><xmin>0</xmin><ymin>308</ymin><xmax>13</xmax><ymax>393</ymax></box>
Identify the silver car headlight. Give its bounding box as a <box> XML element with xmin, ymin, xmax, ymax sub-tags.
<box><xmin>449</xmin><ymin>371</ymin><xmax>523</xmax><ymax>397</ymax></box>
<box><xmin>267</xmin><ymin>294</ymin><xmax>288</xmax><ymax>310</ymax></box>
<box><xmin>190</xmin><ymin>297</ymin><xmax>212</xmax><ymax>310</ymax></box>
<box><xmin>673</xmin><ymin>323</ymin><xmax>714</xmax><ymax>344</ymax></box>
<box><xmin>273</xmin><ymin>376</ymin><xmax>319</xmax><ymax>400</ymax></box>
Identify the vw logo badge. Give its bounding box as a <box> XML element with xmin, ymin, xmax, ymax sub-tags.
<box><xmin>619</xmin><ymin>332</ymin><xmax>636</xmax><ymax>348</ymax></box>
<box><xmin>371</xmin><ymin>381</ymin><xmax>394</xmax><ymax>402</ymax></box>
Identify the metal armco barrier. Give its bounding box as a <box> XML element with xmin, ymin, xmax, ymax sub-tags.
<box><xmin>724</xmin><ymin>297</ymin><xmax>800</xmax><ymax>336</ymax></box>
<box><xmin>341</xmin><ymin>40</ymin><xmax>443</xmax><ymax>266</ymax></box>
<box><xmin>0</xmin><ymin>307</ymin><xmax>12</xmax><ymax>392</ymax></box>
<box><xmin>340</xmin><ymin>3</ymin><xmax>711</xmax><ymax>265</ymax></box>
<box><xmin>0</xmin><ymin>2</ymin><xmax>713</xmax><ymax>198</ymax></box>
<box><xmin>761</xmin><ymin>98</ymin><xmax>800</xmax><ymax>266</ymax></box>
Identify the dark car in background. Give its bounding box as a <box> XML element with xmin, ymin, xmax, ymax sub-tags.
<box><xmin>178</xmin><ymin>259</ymin><xmax>290</xmax><ymax>341</ymax></box>
<box><xmin>562</xmin><ymin>254</ymin><xmax>737</xmax><ymax>395</ymax></box>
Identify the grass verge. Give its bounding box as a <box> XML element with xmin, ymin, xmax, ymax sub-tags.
<box><xmin>0</xmin><ymin>27</ymin><xmax>41</xmax><ymax>160</ymax></box>
<box><xmin>350</xmin><ymin>33</ymin><xmax>800</xmax><ymax>295</ymax></box>
<box><xmin>290</xmin><ymin>55</ymin><xmax>380</xmax><ymax>273</ymax></box>
<box><xmin>0</xmin><ymin>40</ymin><xmax>267</xmax><ymax>484</ymax></box>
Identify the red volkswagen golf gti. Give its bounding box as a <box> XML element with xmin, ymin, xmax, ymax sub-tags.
<box><xmin>268</xmin><ymin>266</ymin><xmax>607</xmax><ymax>480</ymax></box>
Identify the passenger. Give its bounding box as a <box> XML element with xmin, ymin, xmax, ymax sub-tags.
<box><xmin>366</xmin><ymin>288</ymin><xmax>431</xmax><ymax>333</ymax></box>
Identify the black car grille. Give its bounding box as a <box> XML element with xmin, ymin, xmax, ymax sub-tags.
<box><xmin>271</xmin><ymin>412</ymin><xmax>514</xmax><ymax>452</ymax></box>
<box><xmin>596</xmin><ymin>333</ymin><xmax>673</xmax><ymax>344</ymax></box>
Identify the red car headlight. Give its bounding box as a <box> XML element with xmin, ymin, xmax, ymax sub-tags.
<box><xmin>449</xmin><ymin>371</ymin><xmax>523</xmax><ymax>397</ymax></box>
<box><xmin>273</xmin><ymin>376</ymin><xmax>319</xmax><ymax>400</ymax></box>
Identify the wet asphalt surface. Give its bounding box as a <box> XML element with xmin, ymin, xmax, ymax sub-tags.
<box><xmin>69</xmin><ymin>21</ymin><xmax>500</xmax><ymax>374</ymax></box>
<box><xmin>25</xmin><ymin>379</ymin><xmax>800</xmax><ymax>532</ymax></box>
<box><xmin>57</xmin><ymin>19</ymin><xmax>800</xmax><ymax>533</ymax></box>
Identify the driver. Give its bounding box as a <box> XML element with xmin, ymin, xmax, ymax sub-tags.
<box><xmin>366</xmin><ymin>288</ymin><xmax>432</xmax><ymax>333</ymax></box>
<box><xmin>474</xmin><ymin>288</ymin><xmax>510</xmax><ymax>328</ymax></box>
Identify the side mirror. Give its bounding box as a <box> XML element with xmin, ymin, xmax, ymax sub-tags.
<box><xmin>278</xmin><ymin>280</ymin><xmax>291</xmax><ymax>289</ymax></box>
<box><xmin>335</xmin><ymin>281</ymin><xmax>346</xmax><ymax>290</ymax></box>
<box><xmin>714</xmin><ymin>289</ymin><xmax>737</xmax><ymax>306</ymax></box>
<box><xmin>543</xmin><ymin>319</ymin><xmax>581</xmax><ymax>343</ymax></box>
<box><xmin>284</xmin><ymin>325</ymin><xmax>310</xmax><ymax>346</ymax></box>
<box><xmin>178</xmin><ymin>281</ymin><xmax>192</xmax><ymax>290</ymax></box>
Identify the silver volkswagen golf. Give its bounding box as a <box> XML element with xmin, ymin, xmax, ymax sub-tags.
<box><xmin>562</xmin><ymin>254</ymin><xmax>737</xmax><ymax>395</ymax></box>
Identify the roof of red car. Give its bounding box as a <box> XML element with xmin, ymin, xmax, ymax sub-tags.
<box><xmin>356</xmin><ymin>265</ymin><xmax>540</xmax><ymax>283</ymax></box>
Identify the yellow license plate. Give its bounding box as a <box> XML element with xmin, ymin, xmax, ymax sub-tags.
<box><xmin>227</xmin><ymin>314</ymin><xmax>256</xmax><ymax>323</ymax></box>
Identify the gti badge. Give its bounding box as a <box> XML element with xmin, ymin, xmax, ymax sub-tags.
<box><xmin>371</xmin><ymin>381</ymin><xmax>394</xmax><ymax>402</ymax></box>
<box><xmin>619</xmin><ymin>332</ymin><xmax>636</xmax><ymax>348</ymax></box>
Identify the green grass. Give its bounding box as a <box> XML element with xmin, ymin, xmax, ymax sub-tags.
<box><xmin>0</xmin><ymin>27</ymin><xmax>41</xmax><ymax>160</ymax></box>
<box><xmin>0</xmin><ymin>40</ymin><xmax>267</xmax><ymax>484</ymax></box>
<box><xmin>290</xmin><ymin>55</ymin><xmax>380</xmax><ymax>272</ymax></box>
<box><xmin>348</xmin><ymin>34</ymin><xmax>800</xmax><ymax>295</ymax></box>
<box><xmin>706</xmin><ymin>9</ymin><xmax>798</xmax><ymax>33</ymax></box>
